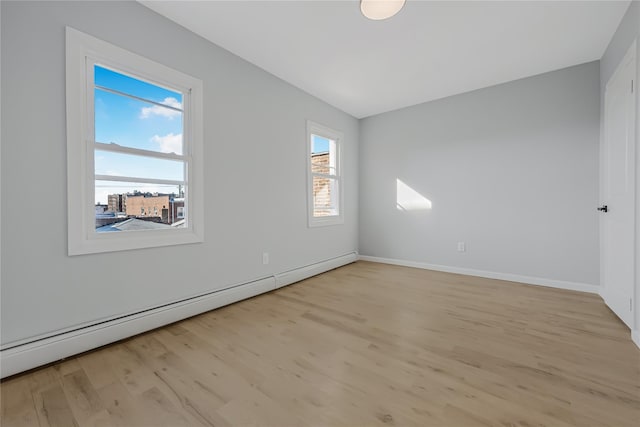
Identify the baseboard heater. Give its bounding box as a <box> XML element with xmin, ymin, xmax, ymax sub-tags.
<box><xmin>0</xmin><ymin>252</ymin><xmax>357</xmax><ymax>378</ymax></box>
<box><xmin>274</xmin><ymin>252</ymin><xmax>357</xmax><ymax>288</ymax></box>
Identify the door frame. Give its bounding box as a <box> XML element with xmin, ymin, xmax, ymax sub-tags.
<box><xmin>636</xmin><ymin>38</ymin><xmax>640</xmax><ymax>347</ymax></box>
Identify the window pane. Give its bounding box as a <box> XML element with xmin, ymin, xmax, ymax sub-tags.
<box><xmin>95</xmin><ymin>65</ymin><xmax>182</xmax><ymax>106</ymax></box>
<box><xmin>95</xmin><ymin>88</ymin><xmax>183</xmax><ymax>154</ymax></box>
<box><xmin>311</xmin><ymin>134</ymin><xmax>336</xmax><ymax>175</ymax></box>
<box><xmin>95</xmin><ymin>180</ymin><xmax>186</xmax><ymax>231</ymax></box>
<box><xmin>311</xmin><ymin>134</ymin><xmax>330</xmax><ymax>155</ymax></box>
<box><xmin>95</xmin><ymin>150</ymin><xmax>184</xmax><ymax>182</ymax></box>
<box><xmin>311</xmin><ymin>162</ymin><xmax>330</xmax><ymax>175</ymax></box>
<box><xmin>313</xmin><ymin>176</ymin><xmax>338</xmax><ymax>217</ymax></box>
<box><xmin>310</xmin><ymin>155</ymin><xmax>336</xmax><ymax>175</ymax></box>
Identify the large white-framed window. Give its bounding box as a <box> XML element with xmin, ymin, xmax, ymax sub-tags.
<box><xmin>307</xmin><ymin>120</ymin><xmax>344</xmax><ymax>227</ymax></box>
<box><xmin>66</xmin><ymin>27</ymin><xmax>204</xmax><ymax>255</ymax></box>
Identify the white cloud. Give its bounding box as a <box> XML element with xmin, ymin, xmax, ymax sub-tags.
<box><xmin>151</xmin><ymin>133</ymin><xmax>182</xmax><ymax>155</ymax></box>
<box><xmin>140</xmin><ymin>97</ymin><xmax>182</xmax><ymax>119</ymax></box>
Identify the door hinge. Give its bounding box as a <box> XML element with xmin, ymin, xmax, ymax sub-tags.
<box><xmin>631</xmin><ymin>298</ymin><xmax>633</xmax><ymax>311</ymax></box>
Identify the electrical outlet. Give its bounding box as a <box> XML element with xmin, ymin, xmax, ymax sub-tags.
<box><xmin>457</xmin><ymin>242</ymin><xmax>466</xmax><ymax>252</ymax></box>
<box><xmin>262</xmin><ymin>252</ymin><xmax>269</xmax><ymax>265</ymax></box>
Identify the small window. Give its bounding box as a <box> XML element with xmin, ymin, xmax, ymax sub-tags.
<box><xmin>66</xmin><ymin>27</ymin><xmax>204</xmax><ymax>255</ymax></box>
<box><xmin>307</xmin><ymin>121</ymin><xmax>344</xmax><ymax>227</ymax></box>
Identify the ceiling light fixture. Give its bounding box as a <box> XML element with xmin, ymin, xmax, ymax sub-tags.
<box><xmin>360</xmin><ymin>0</ymin><xmax>406</xmax><ymax>21</ymax></box>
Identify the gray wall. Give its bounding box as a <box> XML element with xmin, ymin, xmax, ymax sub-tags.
<box><xmin>599</xmin><ymin>1</ymin><xmax>639</xmax><ymax>333</ymax></box>
<box><xmin>359</xmin><ymin>62</ymin><xmax>601</xmax><ymax>286</ymax></box>
<box><xmin>0</xmin><ymin>1</ymin><xmax>358</xmax><ymax>346</ymax></box>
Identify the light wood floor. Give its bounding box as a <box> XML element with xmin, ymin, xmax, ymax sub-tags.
<box><xmin>2</xmin><ymin>261</ymin><xmax>639</xmax><ymax>426</ymax></box>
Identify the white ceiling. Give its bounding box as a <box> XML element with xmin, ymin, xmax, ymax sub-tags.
<box><xmin>140</xmin><ymin>0</ymin><xmax>631</xmax><ymax>118</ymax></box>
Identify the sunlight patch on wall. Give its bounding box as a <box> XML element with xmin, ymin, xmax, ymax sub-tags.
<box><xmin>396</xmin><ymin>179</ymin><xmax>432</xmax><ymax>211</ymax></box>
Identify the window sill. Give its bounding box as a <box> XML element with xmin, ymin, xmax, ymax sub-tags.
<box><xmin>68</xmin><ymin>228</ymin><xmax>204</xmax><ymax>256</ymax></box>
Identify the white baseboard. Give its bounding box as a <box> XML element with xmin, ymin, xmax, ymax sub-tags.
<box><xmin>1</xmin><ymin>253</ymin><xmax>357</xmax><ymax>378</ymax></box>
<box><xmin>600</xmin><ymin>291</ymin><xmax>639</xmax><ymax>348</ymax></box>
<box><xmin>358</xmin><ymin>255</ymin><xmax>599</xmax><ymax>294</ymax></box>
<box><xmin>275</xmin><ymin>252</ymin><xmax>357</xmax><ymax>288</ymax></box>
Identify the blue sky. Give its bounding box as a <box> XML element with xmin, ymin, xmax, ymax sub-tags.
<box><xmin>94</xmin><ymin>65</ymin><xmax>184</xmax><ymax>204</ymax></box>
<box><xmin>94</xmin><ymin>65</ymin><xmax>183</xmax><ymax>153</ymax></box>
<box><xmin>312</xmin><ymin>135</ymin><xmax>329</xmax><ymax>154</ymax></box>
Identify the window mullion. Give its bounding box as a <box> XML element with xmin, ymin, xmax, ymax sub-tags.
<box><xmin>95</xmin><ymin>175</ymin><xmax>185</xmax><ymax>186</ymax></box>
<box><xmin>311</xmin><ymin>172</ymin><xmax>338</xmax><ymax>180</ymax></box>
<box><xmin>94</xmin><ymin>141</ymin><xmax>186</xmax><ymax>161</ymax></box>
<box><xmin>94</xmin><ymin>85</ymin><xmax>183</xmax><ymax>113</ymax></box>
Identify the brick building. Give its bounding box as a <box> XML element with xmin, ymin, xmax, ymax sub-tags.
<box><xmin>107</xmin><ymin>193</ymin><xmax>126</xmax><ymax>213</ymax></box>
<box><xmin>124</xmin><ymin>193</ymin><xmax>184</xmax><ymax>225</ymax></box>
<box><xmin>311</xmin><ymin>152</ymin><xmax>333</xmax><ymax>216</ymax></box>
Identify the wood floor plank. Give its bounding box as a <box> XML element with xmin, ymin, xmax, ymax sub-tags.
<box><xmin>60</xmin><ymin>369</ymin><xmax>105</xmax><ymax>424</ymax></box>
<box><xmin>0</xmin><ymin>375</ymin><xmax>40</xmax><ymax>427</ymax></box>
<box><xmin>30</xmin><ymin>372</ymin><xmax>63</xmax><ymax>427</ymax></box>
<box><xmin>76</xmin><ymin>349</ymin><xmax>118</xmax><ymax>390</ymax></box>
<box><xmin>134</xmin><ymin>386</ymin><xmax>194</xmax><ymax>427</ymax></box>
<box><xmin>39</xmin><ymin>384</ymin><xmax>78</xmax><ymax>427</ymax></box>
<box><xmin>95</xmin><ymin>381</ymin><xmax>148</xmax><ymax>427</ymax></box>
<box><xmin>2</xmin><ymin>261</ymin><xmax>639</xmax><ymax>426</ymax></box>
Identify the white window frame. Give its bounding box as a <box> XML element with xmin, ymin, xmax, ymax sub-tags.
<box><xmin>66</xmin><ymin>27</ymin><xmax>204</xmax><ymax>255</ymax></box>
<box><xmin>306</xmin><ymin>120</ymin><xmax>344</xmax><ymax>227</ymax></box>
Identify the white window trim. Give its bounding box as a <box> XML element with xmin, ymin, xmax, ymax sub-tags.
<box><xmin>306</xmin><ymin>120</ymin><xmax>344</xmax><ymax>227</ymax></box>
<box><xmin>66</xmin><ymin>27</ymin><xmax>204</xmax><ymax>255</ymax></box>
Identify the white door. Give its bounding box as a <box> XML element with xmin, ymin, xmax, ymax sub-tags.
<box><xmin>601</xmin><ymin>41</ymin><xmax>636</xmax><ymax>328</ymax></box>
